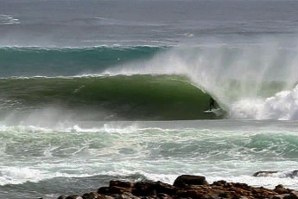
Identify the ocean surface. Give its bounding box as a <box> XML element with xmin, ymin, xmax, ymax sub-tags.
<box><xmin>0</xmin><ymin>0</ymin><xmax>298</xmax><ymax>198</ymax></box>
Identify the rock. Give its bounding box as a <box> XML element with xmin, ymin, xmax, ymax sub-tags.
<box><xmin>109</xmin><ymin>180</ymin><xmax>133</xmax><ymax>194</ymax></box>
<box><xmin>132</xmin><ymin>181</ymin><xmax>156</xmax><ymax>196</ymax></box>
<box><xmin>104</xmin><ymin>196</ymin><xmax>114</xmax><ymax>199</ymax></box>
<box><xmin>156</xmin><ymin>193</ymin><xmax>173</xmax><ymax>199</ymax></box>
<box><xmin>114</xmin><ymin>192</ymin><xmax>140</xmax><ymax>199</ymax></box>
<box><xmin>173</xmin><ymin>175</ymin><xmax>208</xmax><ymax>187</ymax></box>
<box><xmin>274</xmin><ymin>185</ymin><xmax>290</xmax><ymax>194</ymax></box>
<box><xmin>218</xmin><ymin>191</ymin><xmax>230</xmax><ymax>198</ymax></box>
<box><xmin>110</xmin><ymin>186</ymin><xmax>132</xmax><ymax>194</ymax></box>
<box><xmin>155</xmin><ymin>181</ymin><xmax>177</xmax><ymax>195</ymax></box>
<box><xmin>284</xmin><ymin>192</ymin><xmax>298</xmax><ymax>199</ymax></box>
<box><xmin>212</xmin><ymin>180</ymin><xmax>228</xmax><ymax>187</ymax></box>
<box><xmin>131</xmin><ymin>180</ymin><xmax>176</xmax><ymax>197</ymax></box>
<box><xmin>65</xmin><ymin>196</ymin><xmax>83</xmax><ymax>199</ymax></box>
<box><xmin>254</xmin><ymin>170</ymin><xmax>298</xmax><ymax>179</ymax></box>
<box><xmin>271</xmin><ymin>195</ymin><xmax>285</xmax><ymax>199</ymax></box>
<box><xmin>292</xmin><ymin>191</ymin><xmax>298</xmax><ymax>196</ymax></box>
<box><xmin>82</xmin><ymin>192</ymin><xmax>106</xmax><ymax>199</ymax></box>
<box><xmin>58</xmin><ymin>175</ymin><xmax>298</xmax><ymax>199</ymax></box>
<box><xmin>176</xmin><ymin>189</ymin><xmax>204</xmax><ymax>198</ymax></box>
<box><xmin>286</xmin><ymin>170</ymin><xmax>298</xmax><ymax>179</ymax></box>
<box><xmin>233</xmin><ymin>182</ymin><xmax>250</xmax><ymax>190</ymax></box>
<box><xmin>57</xmin><ymin>196</ymin><xmax>66</xmax><ymax>199</ymax></box>
<box><xmin>97</xmin><ymin>187</ymin><xmax>111</xmax><ymax>195</ymax></box>
<box><xmin>110</xmin><ymin>181</ymin><xmax>133</xmax><ymax>188</ymax></box>
<box><xmin>253</xmin><ymin>171</ymin><xmax>278</xmax><ymax>177</ymax></box>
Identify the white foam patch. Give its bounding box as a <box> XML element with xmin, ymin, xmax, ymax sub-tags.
<box><xmin>231</xmin><ymin>85</ymin><xmax>298</xmax><ymax>120</ymax></box>
<box><xmin>0</xmin><ymin>167</ymin><xmax>44</xmax><ymax>185</ymax></box>
<box><xmin>70</xmin><ymin>123</ymin><xmax>138</xmax><ymax>134</ymax></box>
<box><xmin>0</xmin><ymin>166</ymin><xmax>96</xmax><ymax>185</ymax></box>
<box><xmin>0</xmin><ymin>122</ymin><xmax>140</xmax><ymax>135</ymax></box>
<box><xmin>208</xmin><ymin>175</ymin><xmax>298</xmax><ymax>189</ymax></box>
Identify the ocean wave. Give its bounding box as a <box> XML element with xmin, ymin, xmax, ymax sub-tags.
<box><xmin>230</xmin><ymin>84</ymin><xmax>298</xmax><ymax>120</ymax></box>
<box><xmin>0</xmin><ymin>72</ymin><xmax>296</xmax><ymax>121</ymax></box>
<box><xmin>0</xmin><ymin>42</ymin><xmax>298</xmax><ymax>121</ymax></box>
<box><xmin>0</xmin><ymin>75</ymin><xmax>219</xmax><ymax>121</ymax></box>
<box><xmin>0</xmin><ymin>46</ymin><xmax>163</xmax><ymax>77</ymax></box>
<box><xmin>0</xmin><ymin>14</ymin><xmax>20</xmax><ymax>25</ymax></box>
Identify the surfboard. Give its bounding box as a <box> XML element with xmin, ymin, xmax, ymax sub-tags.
<box><xmin>204</xmin><ymin>108</ymin><xmax>223</xmax><ymax>116</ymax></box>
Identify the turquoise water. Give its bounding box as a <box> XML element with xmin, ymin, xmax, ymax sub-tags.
<box><xmin>0</xmin><ymin>47</ymin><xmax>162</xmax><ymax>77</ymax></box>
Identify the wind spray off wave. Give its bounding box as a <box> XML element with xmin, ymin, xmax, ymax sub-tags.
<box><xmin>103</xmin><ymin>39</ymin><xmax>298</xmax><ymax>120</ymax></box>
<box><xmin>0</xmin><ymin>40</ymin><xmax>298</xmax><ymax>120</ymax></box>
<box><xmin>231</xmin><ymin>85</ymin><xmax>298</xmax><ymax>120</ymax></box>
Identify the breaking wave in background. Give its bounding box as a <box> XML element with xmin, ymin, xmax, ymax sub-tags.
<box><xmin>0</xmin><ymin>41</ymin><xmax>298</xmax><ymax>121</ymax></box>
<box><xmin>0</xmin><ymin>14</ymin><xmax>19</xmax><ymax>25</ymax></box>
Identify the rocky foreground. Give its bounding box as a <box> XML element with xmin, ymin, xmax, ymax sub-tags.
<box><xmin>57</xmin><ymin>175</ymin><xmax>298</xmax><ymax>199</ymax></box>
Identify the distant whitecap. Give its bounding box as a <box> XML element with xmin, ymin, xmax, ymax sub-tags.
<box><xmin>0</xmin><ymin>14</ymin><xmax>20</xmax><ymax>25</ymax></box>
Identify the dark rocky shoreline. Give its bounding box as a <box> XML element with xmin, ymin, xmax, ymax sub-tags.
<box><xmin>56</xmin><ymin>175</ymin><xmax>298</xmax><ymax>199</ymax></box>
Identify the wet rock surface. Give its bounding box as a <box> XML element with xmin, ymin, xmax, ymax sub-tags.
<box><xmin>56</xmin><ymin>175</ymin><xmax>298</xmax><ymax>199</ymax></box>
<box><xmin>253</xmin><ymin>170</ymin><xmax>298</xmax><ymax>179</ymax></box>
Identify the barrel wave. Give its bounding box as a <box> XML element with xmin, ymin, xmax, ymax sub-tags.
<box><xmin>0</xmin><ymin>75</ymin><xmax>220</xmax><ymax>122</ymax></box>
<box><xmin>1</xmin><ymin>43</ymin><xmax>298</xmax><ymax>121</ymax></box>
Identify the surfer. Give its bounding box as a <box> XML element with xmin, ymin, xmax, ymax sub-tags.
<box><xmin>209</xmin><ymin>97</ymin><xmax>216</xmax><ymax>110</ymax></box>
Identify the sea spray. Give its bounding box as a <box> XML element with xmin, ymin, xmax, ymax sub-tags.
<box><xmin>230</xmin><ymin>84</ymin><xmax>298</xmax><ymax>120</ymax></box>
<box><xmin>103</xmin><ymin>40</ymin><xmax>298</xmax><ymax>119</ymax></box>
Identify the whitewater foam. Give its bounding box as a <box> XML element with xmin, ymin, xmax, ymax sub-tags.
<box><xmin>0</xmin><ymin>120</ymin><xmax>297</xmax><ymax>190</ymax></box>
<box><xmin>231</xmin><ymin>85</ymin><xmax>298</xmax><ymax>120</ymax></box>
<box><xmin>0</xmin><ymin>15</ymin><xmax>19</xmax><ymax>25</ymax></box>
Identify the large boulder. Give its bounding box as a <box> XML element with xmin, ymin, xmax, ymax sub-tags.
<box><xmin>173</xmin><ymin>175</ymin><xmax>208</xmax><ymax>187</ymax></box>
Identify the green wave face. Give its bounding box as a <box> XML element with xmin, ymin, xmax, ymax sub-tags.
<box><xmin>0</xmin><ymin>75</ymin><xmax>222</xmax><ymax>121</ymax></box>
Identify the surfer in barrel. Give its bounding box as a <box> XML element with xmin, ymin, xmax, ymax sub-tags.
<box><xmin>209</xmin><ymin>97</ymin><xmax>216</xmax><ymax>110</ymax></box>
